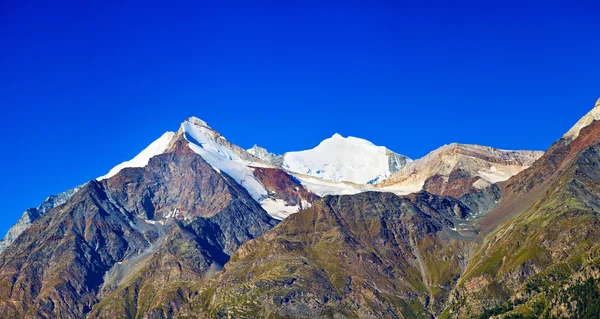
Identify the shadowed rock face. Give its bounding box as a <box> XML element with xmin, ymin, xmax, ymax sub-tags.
<box><xmin>0</xmin><ymin>137</ymin><xmax>277</xmax><ymax>319</ymax></box>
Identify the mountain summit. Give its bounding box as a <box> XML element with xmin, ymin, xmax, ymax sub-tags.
<box><xmin>281</xmin><ymin>133</ymin><xmax>411</xmax><ymax>184</ymax></box>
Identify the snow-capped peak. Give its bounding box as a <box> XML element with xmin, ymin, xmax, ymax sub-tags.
<box><xmin>181</xmin><ymin>118</ymin><xmax>269</xmax><ymax>201</ymax></box>
<box><xmin>563</xmin><ymin>98</ymin><xmax>600</xmax><ymax>141</ymax></box>
<box><xmin>97</xmin><ymin>132</ymin><xmax>176</xmax><ymax>180</ymax></box>
<box><xmin>185</xmin><ymin>116</ymin><xmax>211</xmax><ymax>129</ymax></box>
<box><xmin>282</xmin><ymin>133</ymin><xmax>410</xmax><ymax>184</ymax></box>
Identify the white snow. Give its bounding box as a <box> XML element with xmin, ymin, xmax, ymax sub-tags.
<box><xmin>282</xmin><ymin>133</ymin><xmax>408</xmax><ymax>184</ymax></box>
<box><xmin>182</xmin><ymin>117</ymin><xmax>268</xmax><ymax>202</ymax></box>
<box><xmin>294</xmin><ymin>174</ymin><xmax>422</xmax><ymax>197</ymax></box>
<box><xmin>97</xmin><ymin>132</ymin><xmax>176</xmax><ymax>180</ymax></box>
<box><xmin>379</xmin><ymin>181</ymin><xmax>426</xmax><ymax>196</ymax></box>
<box><xmin>295</xmin><ymin>175</ymin><xmax>365</xmax><ymax>197</ymax></box>
<box><xmin>259</xmin><ymin>198</ymin><xmax>302</xmax><ymax>220</ymax></box>
<box><xmin>477</xmin><ymin>169</ymin><xmax>510</xmax><ymax>184</ymax></box>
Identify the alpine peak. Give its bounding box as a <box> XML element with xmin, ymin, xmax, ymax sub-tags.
<box><xmin>184</xmin><ymin>116</ymin><xmax>211</xmax><ymax>129</ymax></box>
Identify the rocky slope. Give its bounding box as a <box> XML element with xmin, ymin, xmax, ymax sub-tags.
<box><xmin>98</xmin><ymin>191</ymin><xmax>479</xmax><ymax>318</ymax></box>
<box><xmin>441</xmin><ymin>100</ymin><xmax>600</xmax><ymax>318</ymax></box>
<box><xmin>203</xmin><ymin>191</ymin><xmax>481</xmax><ymax>318</ymax></box>
<box><xmin>380</xmin><ymin>144</ymin><xmax>543</xmax><ymax>198</ymax></box>
<box><xmin>0</xmin><ymin>185</ymin><xmax>84</xmax><ymax>253</ymax></box>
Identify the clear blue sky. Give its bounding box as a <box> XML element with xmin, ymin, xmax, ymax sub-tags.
<box><xmin>1</xmin><ymin>0</ymin><xmax>599</xmax><ymax>234</ymax></box>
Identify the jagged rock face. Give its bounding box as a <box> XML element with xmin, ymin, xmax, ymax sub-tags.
<box><xmin>194</xmin><ymin>192</ymin><xmax>477</xmax><ymax>318</ymax></box>
<box><xmin>387</xmin><ymin>149</ymin><xmax>411</xmax><ymax>174</ymax></box>
<box><xmin>0</xmin><ymin>185</ymin><xmax>84</xmax><ymax>253</ymax></box>
<box><xmin>247</xmin><ymin>145</ymin><xmax>284</xmax><ymax>166</ymax></box>
<box><xmin>382</xmin><ymin>143</ymin><xmax>543</xmax><ymax>198</ymax></box>
<box><xmin>0</xmin><ymin>138</ymin><xmax>277</xmax><ymax>319</ymax></box>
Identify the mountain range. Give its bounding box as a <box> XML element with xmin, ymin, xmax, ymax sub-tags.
<box><xmin>1</xmin><ymin>98</ymin><xmax>599</xmax><ymax>318</ymax></box>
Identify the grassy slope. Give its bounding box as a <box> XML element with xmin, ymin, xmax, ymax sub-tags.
<box><xmin>447</xmin><ymin>144</ymin><xmax>600</xmax><ymax>318</ymax></box>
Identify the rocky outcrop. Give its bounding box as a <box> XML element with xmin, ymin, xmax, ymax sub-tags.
<box><xmin>387</xmin><ymin>149</ymin><xmax>412</xmax><ymax>174</ymax></box>
<box><xmin>247</xmin><ymin>145</ymin><xmax>284</xmax><ymax>166</ymax></box>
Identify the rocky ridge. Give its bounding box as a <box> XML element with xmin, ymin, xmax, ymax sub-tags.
<box><xmin>0</xmin><ymin>185</ymin><xmax>84</xmax><ymax>253</ymax></box>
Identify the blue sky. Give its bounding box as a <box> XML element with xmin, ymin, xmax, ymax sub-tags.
<box><xmin>0</xmin><ymin>0</ymin><xmax>599</xmax><ymax>234</ymax></box>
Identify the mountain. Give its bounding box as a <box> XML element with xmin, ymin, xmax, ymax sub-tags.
<box><xmin>3</xmin><ymin>99</ymin><xmax>600</xmax><ymax>318</ymax></box>
<box><xmin>281</xmin><ymin>133</ymin><xmax>412</xmax><ymax>184</ymax></box>
<box><xmin>97</xmin><ymin>132</ymin><xmax>176</xmax><ymax>180</ymax></box>
<box><xmin>141</xmin><ymin>98</ymin><xmax>594</xmax><ymax>319</ymax></box>
<box><xmin>444</xmin><ymin>98</ymin><xmax>600</xmax><ymax>318</ymax></box>
<box><xmin>0</xmin><ymin>127</ymin><xmax>278</xmax><ymax>318</ymax></box>
<box><xmin>0</xmin><ymin>117</ymin><xmax>319</xmax><ymax>259</ymax></box>
<box><xmin>179</xmin><ymin>117</ymin><xmax>318</xmax><ymax>220</ymax></box>
<box><xmin>193</xmin><ymin>191</ymin><xmax>482</xmax><ymax>318</ymax></box>
<box><xmin>380</xmin><ymin>143</ymin><xmax>543</xmax><ymax>198</ymax></box>
<box><xmin>248</xmin><ymin>136</ymin><xmax>539</xmax><ymax>200</ymax></box>
<box><xmin>0</xmin><ymin>185</ymin><xmax>84</xmax><ymax>253</ymax></box>
<box><xmin>0</xmin><ymin>131</ymin><xmax>180</xmax><ymax>256</ymax></box>
<box><xmin>2</xmin><ymin>135</ymin><xmax>537</xmax><ymax>256</ymax></box>
<box><xmin>249</xmin><ymin>133</ymin><xmax>412</xmax><ymax>185</ymax></box>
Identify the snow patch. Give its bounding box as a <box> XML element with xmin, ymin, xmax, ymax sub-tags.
<box><xmin>98</xmin><ymin>132</ymin><xmax>176</xmax><ymax>180</ymax></box>
<box><xmin>294</xmin><ymin>174</ymin><xmax>423</xmax><ymax>197</ymax></box>
<box><xmin>259</xmin><ymin>198</ymin><xmax>302</xmax><ymax>220</ymax></box>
